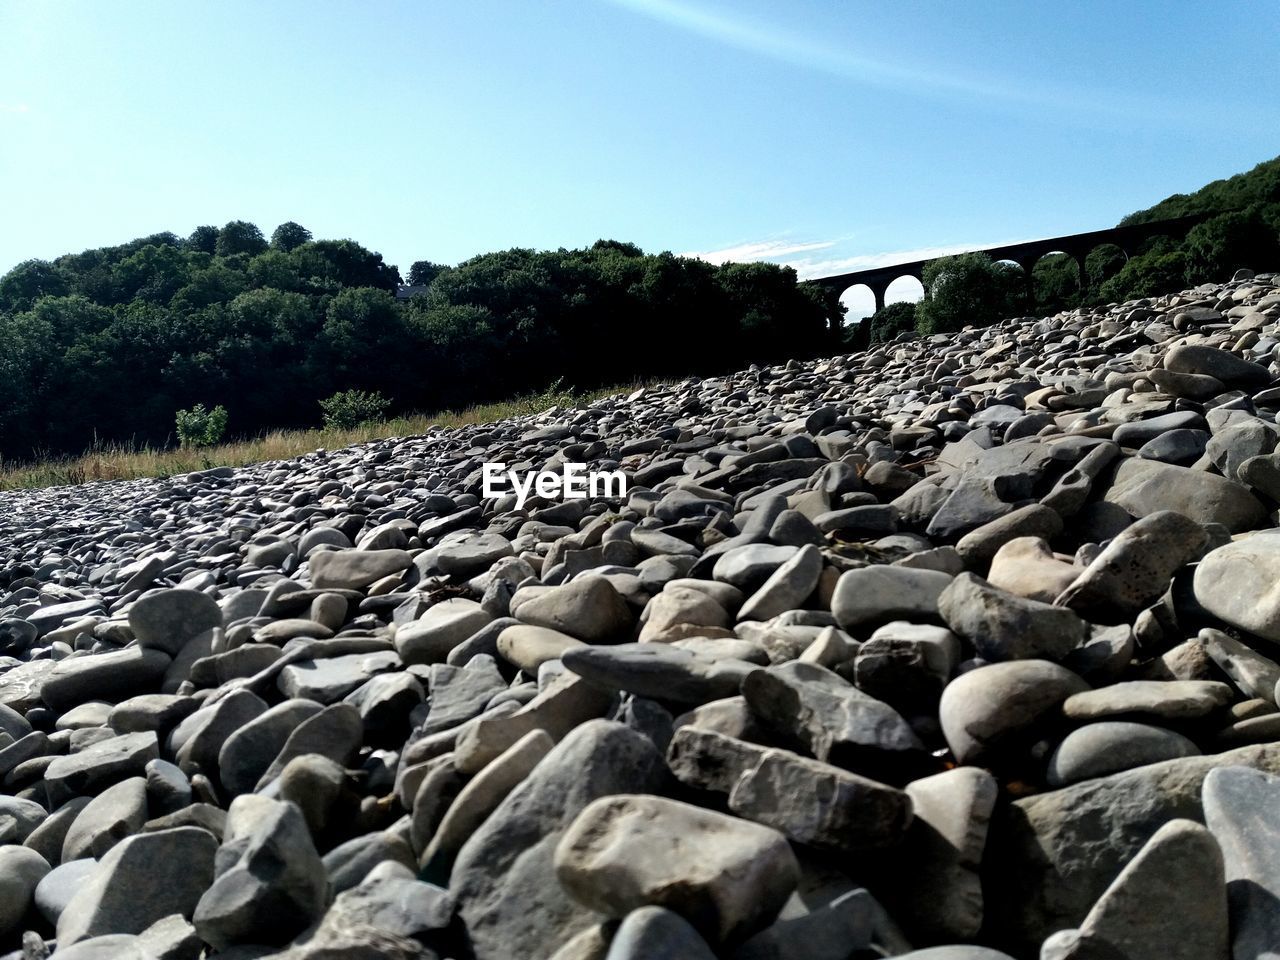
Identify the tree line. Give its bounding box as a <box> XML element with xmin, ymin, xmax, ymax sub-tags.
<box><xmin>0</xmin><ymin>224</ymin><xmax>842</xmax><ymax>459</ymax></box>
<box><xmin>867</xmin><ymin>155</ymin><xmax>1280</xmax><ymax>343</ymax></box>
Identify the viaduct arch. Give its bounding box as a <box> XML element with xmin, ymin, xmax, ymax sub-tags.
<box><xmin>806</xmin><ymin>213</ymin><xmax>1211</xmax><ymax>347</ymax></box>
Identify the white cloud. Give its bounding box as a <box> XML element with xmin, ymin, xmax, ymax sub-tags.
<box><xmin>785</xmin><ymin>242</ymin><xmax>1001</xmax><ymax>280</ymax></box>
<box><xmin>0</xmin><ymin>103</ymin><xmax>30</xmax><ymax>114</ymax></box>
<box><xmin>679</xmin><ymin>237</ymin><xmax>837</xmax><ymax>265</ymax></box>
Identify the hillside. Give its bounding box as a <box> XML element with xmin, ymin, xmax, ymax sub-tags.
<box><xmin>0</xmin><ymin>226</ymin><xmax>839</xmax><ymax>461</ymax></box>
<box><xmin>0</xmin><ymin>271</ymin><xmax>1279</xmax><ymax>956</ymax></box>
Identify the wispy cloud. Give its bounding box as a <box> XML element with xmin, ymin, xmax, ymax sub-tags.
<box><xmin>682</xmin><ymin>237</ymin><xmax>1017</xmax><ymax>280</ymax></box>
<box><xmin>784</xmin><ymin>241</ymin><xmax>1008</xmax><ymax>280</ymax></box>
<box><xmin>0</xmin><ymin>103</ymin><xmax>31</xmax><ymax>114</ymax></box>
<box><xmin>679</xmin><ymin>237</ymin><xmax>837</xmax><ymax>265</ymax></box>
<box><xmin>603</xmin><ymin>0</ymin><xmax>1212</xmax><ymax>123</ymax></box>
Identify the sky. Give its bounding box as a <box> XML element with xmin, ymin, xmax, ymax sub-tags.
<box><xmin>2</xmin><ymin>0</ymin><xmax>1278</xmax><ymax>316</ymax></box>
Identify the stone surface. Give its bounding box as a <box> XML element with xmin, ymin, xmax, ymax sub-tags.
<box><xmin>1194</xmin><ymin>533</ymin><xmax>1280</xmax><ymax>643</ymax></box>
<box><xmin>129</xmin><ymin>589</ymin><xmax>222</xmax><ymax>657</ymax></box>
<box><xmin>1041</xmin><ymin>819</ymin><xmax>1227</xmax><ymax>960</ymax></box>
<box><xmin>939</xmin><ymin>572</ymin><xmax>1088</xmax><ymax>662</ymax></box>
<box><xmin>452</xmin><ymin>720</ymin><xmax>667</xmax><ymax>960</ymax></box>
<box><xmin>192</xmin><ymin>796</ymin><xmax>329</xmax><ymax>949</ymax></box>
<box><xmin>939</xmin><ymin>660</ymin><xmax>1088</xmax><ymax>765</ymax></box>
<box><xmin>0</xmin><ymin>274</ymin><xmax>1276</xmax><ymax>960</ymax></box>
<box><xmin>555</xmin><ymin>793</ymin><xmax>799</xmax><ymax>943</ymax></box>
<box><xmin>1202</xmin><ymin>765</ymin><xmax>1280</xmax><ymax>960</ymax></box>
<box><xmin>0</xmin><ymin>845</ymin><xmax>50</xmax><ymax>939</ymax></box>
<box><xmin>1103</xmin><ymin>458</ymin><xmax>1266</xmax><ymax>533</ymax></box>
<box><xmin>1045</xmin><ymin>721</ymin><xmax>1201</xmax><ymax>787</ymax></box>
<box><xmin>726</xmin><ymin>748</ymin><xmax>913</xmax><ymax>853</ymax></box>
<box><xmin>831</xmin><ymin>566</ymin><xmax>953</xmax><ymax>630</ymax></box>
<box><xmin>57</xmin><ymin>826</ymin><xmax>218</xmax><ymax>946</ymax></box>
<box><xmin>989</xmin><ymin>742</ymin><xmax>1280</xmax><ymax>954</ymax></box>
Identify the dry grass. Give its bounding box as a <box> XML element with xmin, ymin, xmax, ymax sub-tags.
<box><xmin>0</xmin><ymin>383</ymin><xmax>640</xmax><ymax>492</ymax></box>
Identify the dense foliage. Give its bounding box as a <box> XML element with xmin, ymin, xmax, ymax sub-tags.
<box><xmin>915</xmin><ymin>253</ymin><xmax>1026</xmax><ymax>335</ymax></box>
<box><xmin>1102</xmin><ymin>155</ymin><xmax>1280</xmax><ymax>301</ymax></box>
<box><xmin>0</xmin><ymin>225</ymin><xmax>842</xmax><ymax>459</ymax></box>
<box><xmin>896</xmin><ymin>156</ymin><xmax>1280</xmax><ymax>337</ymax></box>
<box><xmin>864</xmin><ymin>301</ymin><xmax>918</xmax><ymax>344</ymax></box>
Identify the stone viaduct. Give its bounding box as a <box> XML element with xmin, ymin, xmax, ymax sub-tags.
<box><xmin>805</xmin><ymin>213</ymin><xmax>1212</xmax><ymax>346</ymax></box>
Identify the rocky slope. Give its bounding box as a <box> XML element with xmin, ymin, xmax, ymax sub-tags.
<box><xmin>3</xmin><ymin>272</ymin><xmax>1280</xmax><ymax>959</ymax></box>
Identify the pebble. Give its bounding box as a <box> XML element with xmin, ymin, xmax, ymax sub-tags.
<box><xmin>554</xmin><ymin>793</ymin><xmax>798</xmax><ymax>944</ymax></box>
<box><xmin>1045</xmin><ymin>721</ymin><xmax>1201</xmax><ymax>787</ymax></box>
<box><xmin>0</xmin><ymin>274</ymin><xmax>1274</xmax><ymax>957</ymax></box>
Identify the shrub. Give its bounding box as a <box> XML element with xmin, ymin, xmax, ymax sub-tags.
<box><xmin>915</xmin><ymin>253</ymin><xmax>1023</xmax><ymax>336</ymax></box>
<box><xmin>319</xmin><ymin>389</ymin><xmax>391</xmax><ymax>429</ymax></box>
<box><xmin>175</xmin><ymin>404</ymin><xmax>228</xmax><ymax>448</ymax></box>
<box><xmin>866</xmin><ymin>301</ymin><xmax>918</xmax><ymax>343</ymax></box>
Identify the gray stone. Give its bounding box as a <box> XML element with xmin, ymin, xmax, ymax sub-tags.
<box><xmin>712</xmin><ymin>544</ymin><xmax>801</xmax><ymax>593</ymax></box>
<box><xmin>562</xmin><ymin>643</ymin><xmax>757</xmax><ymax>704</ymax></box>
<box><xmin>218</xmin><ymin>699</ymin><xmax>324</xmax><ymax>797</ymax></box>
<box><xmin>1056</xmin><ymin>510</ymin><xmax>1208</xmax><ymax>622</ymax></box>
<box><xmin>309</xmin><ymin>548</ymin><xmax>412</xmax><ymax>590</ymax></box>
<box><xmin>555</xmin><ymin>793</ymin><xmax>798</xmax><ymax>944</ymax></box>
<box><xmin>1041</xmin><ymin>819</ymin><xmax>1227</xmax><ymax>960</ymax></box>
<box><xmin>1194</xmin><ymin>534</ymin><xmax>1280</xmax><ymax>643</ymax></box>
<box><xmin>892</xmin><ymin>767</ymin><xmax>997</xmax><ymax>942</ymax></box>
<box><xmin>1046</xmin><ymin>722</ymin><xmax>1201</xmax><ymax>787</ymax></box>
<box><xmin>255</xmin><ymin>702</ymin><xmax>363</xmax><ymax>790</ymax></box>
<box><xmin>40</xmin><ymin>647</ymin><xmax>172</xmax><ymax>713</ymax></box>
<box><xmin>57</xmin><ymin>826</ymin><xmax>218</xmax><ymax>946</ymax></box>
<box><xmin>742</xmin><ymin>661</ymin><xmax>924</xmax><ymax>775</ymax></box>
<box><xmin>1203</xmin><ymin>766</ymin><xmax>1280</xmax><ymax>960</ymax></box>
<box><xmin>34</xmin><ymin>857</ymin><xmax>97</xmax><ymax>926</ymax></box>
<box><xmin>44</xmin><ymin>732</ymin><xmax>159</xmax><ymax>805</ymax></box>
<box><xmin>605</xmin><ymin>906</ymin><xmax>717</xmax><ymax>960</ymax></box>
<box><xmin>939</xmin><ymin>660</ymin><xmax>1088</xmax><ymax>765</ymax></box>
<box><xmin>638</xmin><ymin>586</ymin><xmax>732</xmax><ymax>644</ymax></box>
<box><xmin>516</xmin><ymin>577</ymin><xmax>633</xmax><ymax>643</ymax></box>
<box><xmin>1103</xmin><ymin>459</ymin><xmax>1265</xmax><ymax>533</ymax></box>
<box><xmin>451</xmin><ymin>720</ymin><xmax>666</xmax><ymax>960</ymax></box>
<box><xmin>62</xmin><ymin>776</ymin><xmax>148</xmax><ymax>862</ymax></box>
<box><xmin>192</xmin><ymin>796</ymin><xmax>329</xmax><ymax>949</ymax></box>
<box><xmin>277</xmin><ymin>649</ymin><xmax>400</xmax><ymax>702</ymax></box>
<box><xmin>988</xmin><ymin>741</ymin><xmax>1280</xmax><ymax>953</ymax></box>
<box><xmin>1062</xmin><ymin>680</ymin><xmax>1233</xmax><ymax>721</ymax></box>
<box><xmin>1165</xmin><ymin>343</ymin><xmax>1273</xmax><ymax>388</ymax></box>
<box><xmin>420</xmin><ymin>657</ymin><xmax>509</xmax><ymax>736</ymax></box>
<box><xmin>129</xmin><ymin>589</ymin><xmax>222</xmax><ymax>656</ymax></box>
<box><xmin>497</xmin><ymin>624</ymin><xmax>585</xmax><ymax>673</ymax></box>
<box><xmin>831</xmin><ymin>566</ymin><xmax>953</xmax><ymax>630</ymax></box>
<box><xmin>737</xmin><ymin>544</ymin><xmax>823</xmax><ymax>622</ymax></box>
<box><xmin>939</xmin><ymin>573</ymin><xmax>1088</xmax><ymax>662</ymax></box>
<box><xmin>727</xmin><ymin>748</ymin><xmax>913</xmax><ymax>853</ymax></box>
<box><xmin>0</xmin><ymin>845</ymin><xmax>50</xmax><ymax>939</ymax></box>
<box><xmin>1201</xmin><ymin>627</ymin><xmax>1280</xmax><ymax>704</ymax></box>
<box><xmin>395</xmin><ymin>598</ymin><xmax>493</xmax><ymax>665</ymax></box>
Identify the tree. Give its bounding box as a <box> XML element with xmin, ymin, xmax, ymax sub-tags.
<box><xmin>915</xmin><ymin>253</ymin><xmax>1022</xmax><ymax>335</ymax></box>
<box><xmin>0</xmin><ymin>259</ymin><xmax>69</xmax><ymax>313</ymax></box>
<box><xmin>215</xmin><ymin>220</ymin><xmax>268</xmax><ymax>257</ymax></box>
<box><xmin>187</xmin><ymin>225</ymin><xmax>220</xmax><ymax>254</ymax></box>
<box><xmin>270</xmin><ymin>221</ymin><xmax>313</xmax><ymax>253</ymax></box>
<box><xmin>1085</xmin><ymin>245</ymin><xmax>1127</xmax><ymax>295</ymax></box>
<box><xmin>1184</xmin><ymin>208</ymin><xmax>1280</xmax><ymax>283</ymax></box>
<box><xmin>1032</xmin><ymin>254</ymin><xmax>1082</xmax><ymax>314</ymax></box>
<box><xmin>1099</xmin><ymin>250</ymin><xmax>1189</xmax><ymax>302</ymax></box>
<box><xmin>867</xmin><ymin>301</ymin><xmax>918</xmax><ymax>343</ymax></box>
<box><xmin>407</xmin><ymin>260</ymin><xmax>445</xmax><ymax>286</ymax></box>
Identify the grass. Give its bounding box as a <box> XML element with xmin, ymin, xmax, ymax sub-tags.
<box><xmin>0</xmin><ymin>381</ymin><xmax>642</xmax><ymax>492</ymax></box>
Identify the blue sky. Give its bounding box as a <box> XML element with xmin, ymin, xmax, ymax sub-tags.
<box><xmin>2</xmin><ymin>0</ymin><xmax>1277</xmax><ymax>314</ymax></box>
